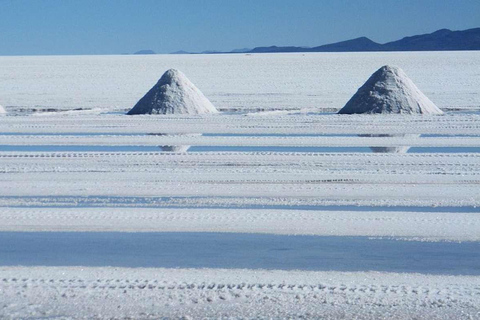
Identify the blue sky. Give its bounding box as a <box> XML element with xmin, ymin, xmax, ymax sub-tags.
<box><xmin>0</xmin><ymin>0</ymin><xmax>479</xmax><ymax>55</ymax></box>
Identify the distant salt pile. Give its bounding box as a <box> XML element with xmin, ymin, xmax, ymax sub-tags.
<box><xmin>0</xmin><ymin>105</ymin><xmax>5</xmax><ymax>114</ymax></box>
<box><xmin>127</xmin><ymin>69</ymin><xmax>218</xmax><ymax>115</ymax></box>
<box><xmin>338</xmin><ymin>65</ymin><xmax>443</xmax><ymax>115</ymax></box>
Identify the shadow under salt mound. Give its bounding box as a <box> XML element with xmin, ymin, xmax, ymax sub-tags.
<box><xmin>359</xmin><ymin>134</ymin><xmax>419</xmax><ymax>153</ymax></box>
<box><xmin>148</xmin><ymin>133</ymin><xmax>198</xmax><ymax>153</ymax></box>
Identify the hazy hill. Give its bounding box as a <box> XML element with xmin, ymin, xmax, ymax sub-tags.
<box><xmin>245</xmin><ymin>28</ymin><xmax>480</xmax><ymax>53</ymax></box>
<box><xmin>134</xmin><ymin>50</ymin><xmax>156</xmax><ymax>55</ymax></box>
<box><xmin>382</xmin><ymin>28</ymin><xmax>480</xmax><ymax>51</ymax></box>
<box><xmin>309</xmin><ymin>37</ymin><xmax>383</xmax><ymax>52</ymax></box>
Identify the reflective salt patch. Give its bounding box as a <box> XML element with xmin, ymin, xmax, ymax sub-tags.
<box><xmin>1</xmin><ymin>232</ymin><xmax>479</xmax><ymax>275</ymax></box>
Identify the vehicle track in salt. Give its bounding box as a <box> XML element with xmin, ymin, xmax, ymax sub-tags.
<box><xmin>1</xmin><ymin>134</ymin><xmax>480</xmax><ymax>147</ymax></box>
<box><xmin>1</xmin><ymin>267</ymin><xmax>479</xmax><ymax>319</ymax></box>
<box><xmin>1</xmin><ymin>114</ymin><xmax>479</xmax><ymax>135</ymax></box>
<box><xmin>0</xmin><ymin>208</ymin><xmax>478</xmax><ymax>241</ymax></box>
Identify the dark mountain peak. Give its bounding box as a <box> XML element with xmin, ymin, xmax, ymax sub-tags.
<box><xmin>384</xmin><ymin>27</ymin><xmax>480</xmax><ymax>51</ymax></box>
<box><xmin>310</xmin><ymin>36</ymin><xmax>382</xmax><ymax>52</ymax></box>
<box><xmin>431</xmin><ymin>28</ymin><xmax>452</xmax><ymax>35</ymax></box>
<box><xmin>354</xmin><ymin>36</ymin><xmax>374</xmax><ymax>42</ymax></box>
<box><xmin>174</xmin><ymin>27</ymin><xmax>480</xmax><ymax>54</ymax></box>
<box><xmin>250</xmin><ymin>45</ymin><xmax>307</xmax><ymax>53</ymax></box>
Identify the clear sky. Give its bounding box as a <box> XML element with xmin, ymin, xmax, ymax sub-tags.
<box><xmin>1</xmin><ymin>0</ymin><xmax>479</xmax><ymax>55</ymax></box>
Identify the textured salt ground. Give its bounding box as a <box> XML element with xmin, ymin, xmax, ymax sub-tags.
<box><xmin>2</xmin><ymin>145</ymin><xmax>480</xmax><ymax>153</ymax></box>
<box><xmin>1</xmin><ymin>150</ymin><xmax>477</xmax><ymax>172</ymax></box>
<box><xmin>1</xmin><ymin>232</ymin><xmax>480</xmax><ymax>274</ymax></box>
<box><xmin>0</xmin><ymin>108</ymin><xmax>478</xmax><ymax>319</ymax></box>
<box><xmin>1</xmin><ymin>267</ymin><xmax>479</xmax><ymax>319</ymax></box>
<box><xmin>0</xmin><ymin>208</ymin><xmax>479</xmax><ymax>242</ymax></box>
<box><xmin>1</xmin><ymin>175</ymin><xmax>477</xmax><ymax>206</ymax></box>
<box><xmin>0</xmin><ymin>52</ymin><xmax>479</xmax><ymax>111</ymax></box>
<box><xmin>1</xmin><ymin>114</ymin><xmax>479</xmax><ymax>135</ymax></box>
<box><xmin>1</xmin><ymin>134</ymin><xmax>479</xmax><ymax>147</ymax></box>
<box><xmin>1</xmin><ymin>196</ymin><xmax>477</xmax><ymax>213</ymax></box>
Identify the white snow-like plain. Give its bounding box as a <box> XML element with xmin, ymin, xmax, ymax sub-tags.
<box><xmin>0</xmin><ymin>51</ymin><xmax>479</xmax><ymax>112</ymax></box>
<box><xmin>0</xmin><ymin>52</ymin><xmax>479</xmax><ymax>319</ymax></box>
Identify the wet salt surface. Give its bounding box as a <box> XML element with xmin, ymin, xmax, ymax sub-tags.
<box><xmin>1</xmin><ymin>232</ymin><xmax>479</xmax><ymax>275</ymax></box>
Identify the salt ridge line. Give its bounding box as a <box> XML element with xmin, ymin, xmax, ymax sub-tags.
<box><xmin>1</xmin><ymin>124</ymin><xmax>477</xmax><ymax>135</ymax></box>
<box><xmin>0</xmin><ymin>195</ymin><xmax>476</xmax><ymax>208</ymax></box>
<box><xmin>0</xmin><ymin>115</ymin><xmax>479</xmax><ymax>135</ymax></box>
<box><xmin>0</xmin><ymin>134</ymin><xmax>479</xmax><ymax>147</ymax></box>
<box><xmin>1</xmin><ymin>171</ymin><xmax>479</xmax><ymax>184</ymax></box>
<box><xmin>1</xmin><ymin>153</ymin><xmax>478</xmax><ymax>173</ymax></box>
<box><xmin>0</xmin><ymin>208</ymin><xmax>478</xmax><ymax>241</ymax></box>
<box><xmin>5</xmin><ymin>113</ymin><xmax>478</xmax><ymax>122</ymax></box>
<box><xmin>3</xmin><ymin>114</ymin><xmax>479</xmax><ymax>124</ymax></box>
<box><xmin>1</xmin><ymin>151</ymin><xmax>478</xmax><ymax>159</ymax></box>
<box><xmin>1</xmin><ymin>179</ymin><xmax>478</xmax><ymax>201</ymax></box>
<box><xmin>1</xmin><ymin>267</ymin><xmax>479</xmax><ymax>319</ymax></box>
<box><xmin>0</xmin><ymin>151</ymin><xmax>477</xmax><ymax>168</ymax></box>
<box><xmin>1</xmin><ymin>152</ymin><xmax>478</xmax><ymax>175</ymax></box>
<box><xmin>2</xmin><ymin>165</ymin><xmax>478</xmax><ymax>177</ymax></box>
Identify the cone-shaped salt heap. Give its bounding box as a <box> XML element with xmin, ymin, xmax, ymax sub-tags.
<box><xmin>0</xmin><ymin>105</ymin><xmax>5</xmax><ymax>114</ymax></box>
<box><xmin>338</xmin><ymin>65</ymin><xmax>443</xmax><ymax>115</ymax></box>
<box><xmin>127</xmin><ymin>69</ymin><xmax>218</xmax><ymax>115</ymax></box>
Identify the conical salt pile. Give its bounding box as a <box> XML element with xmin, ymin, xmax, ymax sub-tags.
<box><xmin>338</xmin><ymin>65</ymin><xmax>443</xmax><ymax>115</ymax></box>
<box><xmin>127</xmin><ymin>69</ymin><xmax>218</xmax><ymax>115</ymax></box>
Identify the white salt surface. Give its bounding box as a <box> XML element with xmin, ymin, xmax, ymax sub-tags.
<box><xmin>1</xmin><ymin>113</ymin><xmax>479</xmax><ymax>134</ymax></box>
<box><xmin>0</xmin><ymin>208</ymin><xmax>478</xmax><ymax>241</ymax></box>
<box><xmin>0</xmin><ymin>53</ymin><xmax>479</xmax><ymax>319</ymax></box>
<box><xmin>1</xmin><ymin>267</ymin><xmax>479</xmax><ymax>319</ymax></box>
<box><xmin>0</xmin><ymin>52</ymin><xmax>479</xmax><ymax>111</ymax></box>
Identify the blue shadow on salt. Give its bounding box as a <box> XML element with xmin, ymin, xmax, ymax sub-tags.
<box><xmin>1</xmin><ymin>232</ymin><xmax>479</xmax><ymax>275</ymax></box>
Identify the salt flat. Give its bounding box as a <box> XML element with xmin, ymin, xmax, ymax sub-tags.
<box><xmin>1</xmin><ymin>267</ymin><xmax>479</xmax><ymax>319</ymax></box>
<box><xmin>0</xmin><ymin>52</ymin><xmax>479</xmax><ymax>319</ymax></box>
<box><xmin>0</xmin><ymin>52</ymin><xmax>479</xmax><ymax>111</ymax></box>
<box><xmin>1</xmin><ymin>208</ymin><xmax>479</xmax><ymax>241</ymax></box>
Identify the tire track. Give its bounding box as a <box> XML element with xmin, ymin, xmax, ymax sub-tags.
<box><xmin>0</xmin><ymin>208</ymin><xmax>478</xmax><ymax>241</ymax></box>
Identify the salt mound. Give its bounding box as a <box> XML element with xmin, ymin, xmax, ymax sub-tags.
<box><xmin>338</xmin><ymin>65</ymin><xmax>443</xmax><ymax>115</ymax></box>
<box><xmin>127</xmin><ymin>69</ymin><xmax>218</xmax><ymax>115</ymax></box>
<box><xmin>0</xmin><ymin>105</ymin><xmax>5</xmax><ymax>114</ymax></box>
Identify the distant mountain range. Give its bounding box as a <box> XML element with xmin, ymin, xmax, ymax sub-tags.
<box><xmin>169</xmin><ymin>28</ymin><xmax>480</xmax><ymax>54</ymax></box>
<box><xmin>134</xmin><ymin>50</ymin><xmax>156</xmax><ymax>55</ymax></box>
